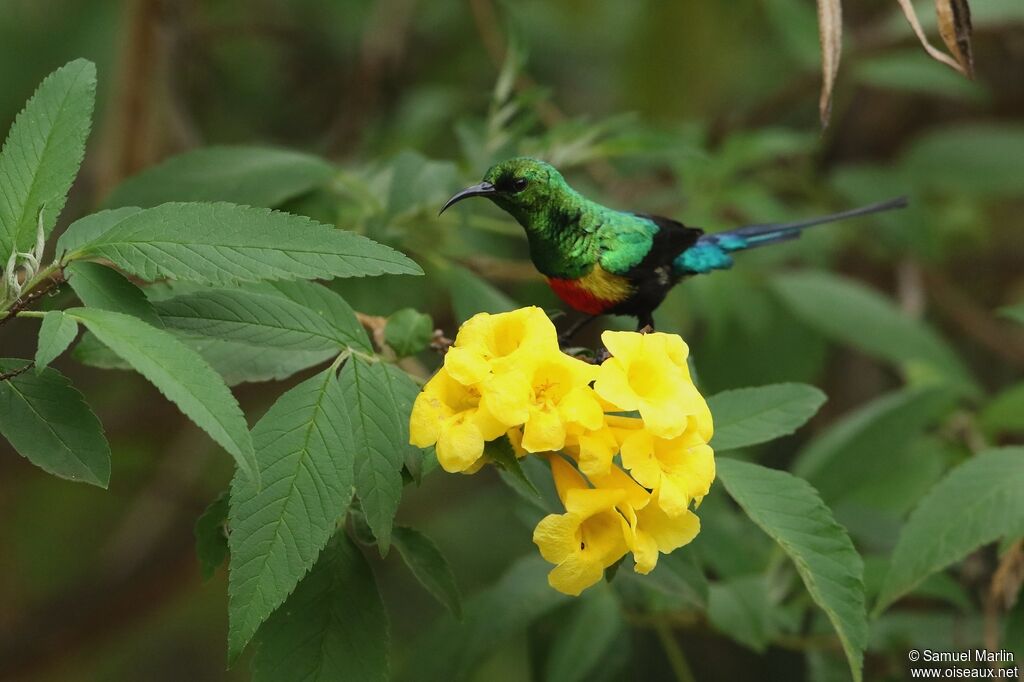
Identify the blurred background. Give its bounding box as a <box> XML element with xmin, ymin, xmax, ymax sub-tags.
<box><xmin>0</xmin><ymin>0</ymin><xmax>1022</xmax><ymax>680</ymax></box>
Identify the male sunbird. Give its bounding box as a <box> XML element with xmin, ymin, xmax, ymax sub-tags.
<box><xmin>441</xmin><ymin>157</ymin><xmax>906</xmax><ymax>337</ymax></box>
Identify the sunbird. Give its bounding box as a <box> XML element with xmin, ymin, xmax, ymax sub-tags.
<box><xmin>441</xmin><ymin>157</ymin><xmax>906</xmax><ymax>338</ymax></box>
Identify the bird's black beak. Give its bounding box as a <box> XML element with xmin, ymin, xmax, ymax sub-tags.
<box><xmin>439</xmin><ymin>182</ymin><xmax>496</xmax><ymax>215</ymax></box>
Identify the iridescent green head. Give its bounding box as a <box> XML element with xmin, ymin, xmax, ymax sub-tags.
<box><xmin>440</xmin><ymin>157</ymin><xmax>578</xmax><ymax>231</ymax></box>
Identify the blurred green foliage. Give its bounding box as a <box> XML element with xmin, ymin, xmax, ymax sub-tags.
<box><xmin>1</xmin><ymin>1</ymin><xmax>1023</xmax><ymax>681</ymax></box>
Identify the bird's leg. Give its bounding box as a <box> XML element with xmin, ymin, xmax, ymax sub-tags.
<box><xmin>636</xmin><ymin>314</ymin><xmax>655</xmax><ymax>333</ymax></box>
<box><xmin>558</xmin><ymin>314</ymin><xmax>598</xmax><ymax>346</ymax></box>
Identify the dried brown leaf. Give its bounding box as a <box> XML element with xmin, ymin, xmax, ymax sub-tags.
<box><xmin>935</xmin><ymin>0</ymin><xmax>974</xmax><ymax>78</ymax></box>
<box><xmin>817</xmin><ymin>0</ymin><xmax>843</xmax><ymax>128</ymax></box>
<box><xmin>895</xmin><ymin>0</ymin><xmax>967</xmax><ymax>75</ymax></box>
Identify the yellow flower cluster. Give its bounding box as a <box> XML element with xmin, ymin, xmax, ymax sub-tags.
<box><xmin>409</xmin><ymin>307</ymin><xmax>715</xmax><ymax>596</ymax></box>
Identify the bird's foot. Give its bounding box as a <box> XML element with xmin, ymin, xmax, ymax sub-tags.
<box><xmin>637</xmin><ymin>324</ymin><xmax>654</xmax><ymax>334</ymax></box>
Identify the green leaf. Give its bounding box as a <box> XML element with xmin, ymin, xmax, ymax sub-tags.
<box><xmin>57</xmin><ymin>207</ymin><xmax>142</xmax><ymax>256</ymax></box>
<box><xmin>383</xmin><ymin>151</ymin><xmax>459</xmax><ymax>221</ymax></box>
<box><xmin>901</xmin><ymin>124</ymin><xmax>1024</xmax><ymax>197</ymax></box>
<box><xmin>253</xmin><ymin>280</ymin><xmax>372</xmax><ymax>352</ymax></box>
<box><xmin>63</xmin><ymin>202</ymin><xmax>422</xmax><ymax>284</ymax></box>
<box><xmin>34</xmin><ymin>311</ymin><xmax>78</xmax><ymax>371</ymax></box>
<box><xmin>390</xmin><ymin>363</ymin><xmax>431</xmax><ymax>483</ymax></box>
<box><xmin>342</xmin><ymin>358</ymin><xmax>413</xmax><ymax>554</ymax></box>
<box><xmin>385</xmin><ymin>308</ymin><xmax>434</xmax><ymax>357</ymax></box>
<box><xmin>154</xmin><ymin>289</ymin><xmax>355</xmax><ymax>351</ymax></box>
<box><xmin>448</xmin><ymin>264</ymin><xmax>515</xmax><ymax>322</ymax></box>
<box><xmin>228</xmin><ymin>366</ymin><xmax>354</xmax><ymax>662</ymax></box>
<box><xmin>194</xmin><ymin>491</ymin><xmax>229</xmax><ymax>580</ymax></box>
<box><xmin>854</xmin><ymin>50</ymin><xmax>988</xmax><ymax>102</ymax></box>
<box><xmin>72</xmin><ymin>325</ymin><xmax>336</xmax><ymax>386</ymax></box>
<box><xmin>792</xmin><ymin>387</ymin><xmax>956</xmax><ymax>502</ymax></box>
<box><xmin>106</xmin><ymin>146</ymin><xmax>334</xmax><ymax>209</ymax></box>
<box><xmin>640</xmin><ymin>550</ymin><xmax>709</xmax><ymax>609</ymax></box>
<box><xmin>772</xmin><ymin>271</ymin><xmax>974</xmax><ymax>390</ymax></box>
<box><xmin>543</xmin><ymin>582</ymin><xmax>623</xmax><ymax>682</ymax></box>
<box><xmin>708</xmin><ymin>383</ymin><xmax>826</xmax><ymax>451</ymax></box>
<box><xmin>63</xmin><ymin>307</ymin><xmax>256</xmax><ymax>481</ymax></box>
<box><xmin>707</xmin><ymin>575</ymin><xmax>778</xmax><ymax>652</ymax></box>
<box><xmin>979</xmin><ymin>383</ymin><xmax>1024</xmax><ymax>436</ymax></box>
<box><xmin>1000</xmin><ymin>304</ymin><xmax>1024</xmax><ymax>326</ymax></box>
<box><xmin>252</xmin><ymin>533</ymin><xmax>388</xmax><ymax>682</ymax></box>
<box><xmin>398</xmin><ymin>556</ymin><xmax>569</xmax><ymax>682</ymax></box>
<box><xmin>0</xmin><ymin>59</ymin><xmax>96</xmax><ymax>256</ymax></box>
<box><xmin>65</xmin><ymin>261</ymin><xmax>161</xmax><ymax>325</ymax></box>
<box><xmin>717</xmin><ymin>458</ymin><xmax>867</xmax><ymax>682</ymax></box>
<box><xmin>875</xmin><ymin>447</ymin><xmax>1024</xmax><ymax>614</ymax></box>
<box><xmin>0</xmin><ymin>359</ymin><xmax>109</xmax><ymax>487</ymax></box>
<box><xmin>392</xmin><ymin>526</ymin><xmax>463</xmax><ymax>618</ymax></box>
<box><xmin>72</xmin><ymin>331</ymin><xmax>131</xmax><ymax>370</ymax></box>
<box><xmin>185</xmin><ymin>339</ymin><xmax>335</xmax><ymax>387</ymax></box>
<box><xmin>487</xmin><ymin>437</ymin><xmax>541</xmax><ymax>499</ymax></box>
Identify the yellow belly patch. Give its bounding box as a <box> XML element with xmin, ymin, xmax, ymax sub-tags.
<box><xmin>546</xmin><ymin>265</ymin><xmax>634</xmax><ymax>314</ymax></box>
<box><xmin>580</xmin><ymin>264</ymin><xmax>633</xmax><ymax>300</ymax></box>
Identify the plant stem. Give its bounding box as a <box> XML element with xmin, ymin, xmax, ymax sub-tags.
<box><xmin>0</xmin><ymin>263</ymin><xmax>64</xmax><ymax>326</ymax></box>
<box><xmin>16</xmin><ymin>310</ymin><xmax>45</xmax><ymax>319</ymax></box>
<box><xmin>0</xmin><ymin>362</ymin><xmax>35</xmax><ymax>382</ymax></box>
<box><xmin>653</xmin><ymin>618</ymin><xmax>697</xmax><ymax>682</ymax></box>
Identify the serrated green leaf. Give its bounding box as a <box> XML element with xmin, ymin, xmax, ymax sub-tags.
<box><xmin>376</xmin><ymin>363</ymin><xmax>430</xmax><ymax>483</ymax></box>
<box><xmin>342</xmin><ymin>357</ymin><xmax>409</xmax><ymax>555</ymax></box>
<box><xmin>0</xmin><ymin>359</ymin><xmax>109</xmax><ymax>486</ymax></box>
<box><xmin>707</xmin><ymin>575</ymin><xmax>778</xmax><ymax>652</ymax></box>
<box><xmin>252</xmin><ymin>532</ymin><xmax>388</xmax><ymax>682</ymax></box>
<box><xmin>194</xmin><ymin>491</ymin><xmax>229</xmax><ymax>580</ymax></box>
<box><xmin>72</xmin><ymin>327</ymin><xmax>335</xmax><ymax>386</ymax></box>
<box><xmin>186</xmin><ymin>338</ymin><xmax>335</xmax><ymax>387</ymax></box>
<box><xmin>34</xmin><ymin>311</ymin><xmax>78</xmax><ymax>371</ymax></box>
<box><xmin>57</xmin><ymin>207</ymin><xmax>143</xmax><ymax>256</ymax></box>
<box><xmin>793</xmin><ymin>387</ymin><xmax>956</xmax><ymax>502</ymax></box>
<box><xmin>63</xmin><ymin>202</ymin><xmax>422</xmax><ymax>284</ymax></box>
<box><xmin>227</xmin><ymin>366</ymin><xmax>354</xmax><ymax>662</ymax></box>
<box><xmin>65</xmin><ymin>261</ymin><xmax>161</xmax><ymax>325</ymax></box>
<box><xmin>392</xmin><ymin>526</ymin><xmax>463</xmax><ymax>618</ymax></box>
<box><xmin>154</xmin><ymin>289</ymin><xmax>354</xmax><ymax>351</ymax></box>
<box><xmin>708</xmin><ymin>383</ymin><xmax>826</xmax><ymax>451</ymax></box>
<box><xmin>448</xmin><ymin>264</ymin><xmax>515</xmax><ymax>322</ymax></box>
<box><xmin>875</xmin><ymin>448</ymin><xmax>1024</xmax><ymax>615</ymax></box>
<box><xmin>772</xmin><ymin>271</ymin><xmax>974</xmax><ymax>390</ymax></box>
<box><xmin>0</xmin><ymin>59</ymin><xmax>96</xmax><ymax>256</ymax></box>
<box><xmin>385</xmin><ymin>308</ymin><xmax>434</xmax><ymax>357</ymax></box>
<box><xmin>543</xmin><ymin>582</ymin><xmax>623</xmax><ymax>682</ymax></box>
<box><xmin>398</xmin><ymin>556</ymin><xmax>569</xmax><ymax>682</ymax></box>
<box><xmin>105</xmin><ymin>146</ymin><xmax>334</xmax><ymax>209</ymax></box>
<box><xmin>717</xmin><ymin>458</ymin><xmax>867</xmax><ymax>682</ymax></box>
<box><xmin>253</xmin><ymin>280</ymin><xmax>372</xmax><ymax>352</ymax></box>
<box><xmin>63</xmin><ymin>307</ymin><xmax>256</xmax><ymax>481</ymax></box>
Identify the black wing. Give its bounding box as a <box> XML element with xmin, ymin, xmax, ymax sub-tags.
<box><xmin>629</xmin><ymin>213</ymin><xmax>703</xmax><ymax>272</ymax></box>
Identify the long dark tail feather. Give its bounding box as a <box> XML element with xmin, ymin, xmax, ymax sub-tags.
<box><xmin>676</xmin><ymin>196</ymin><xmax>908</xmax><ymax>274</ymax></box>
<box><xmin>722</xmin><ymin>196</ymin><xmax>909</xmax><ymax>248</ymax></box>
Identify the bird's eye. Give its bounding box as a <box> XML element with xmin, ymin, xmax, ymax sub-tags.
<box><xmin>511</xmin><ymin>177</ymin><xmax>529</xmax><ymax>192</ymax></box>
